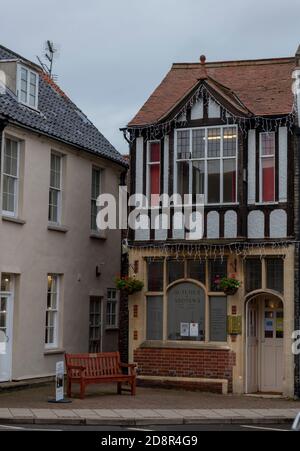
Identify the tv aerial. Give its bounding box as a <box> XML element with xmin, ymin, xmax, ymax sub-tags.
<box><xmin>37</xmin><ymin>40</ymin><xmax>59</xmax><ymax>80</ymax></box>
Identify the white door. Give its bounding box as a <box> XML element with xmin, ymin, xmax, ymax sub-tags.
<box><xmin>260</xmin><ymin>299</ymin><xmax>284</xmax><ymax>393</ymax></box>
<box><xmin>0</xmin><ymin>294</ymin><xmax>13</xmax><ymax>382</ymax></box>
<box><xmin>247</xmin><ymin>298</ymin><xmax>259</xmax><ymax>393</ymax></box>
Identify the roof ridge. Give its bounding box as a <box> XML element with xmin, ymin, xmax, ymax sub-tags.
<box><xmin>172</xmin><ymin>57</ymin><xmax>295</xmax><ymax>69</ymax></box>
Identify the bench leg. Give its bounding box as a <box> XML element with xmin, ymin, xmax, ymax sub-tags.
<box><xmin>131</xmin><ymin>378</ymin><xmax>136</xmax><ymax>396</ymax></box>
<box><xmin>117</xmin><ymin>382</ymin><xmax>122</xmax><ymax>395</ymax></box>
<box><xmin>80</xmin><ymin>380</ymin><xmax>86</xmax><ymax>400</ymax></box>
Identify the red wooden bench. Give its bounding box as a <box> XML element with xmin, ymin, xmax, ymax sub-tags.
<box><xmin>65</xmin><ymin>352</ymin><xmax>137</xmax><ymax>399</ymax></box>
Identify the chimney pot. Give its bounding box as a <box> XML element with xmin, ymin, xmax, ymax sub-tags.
<box><xmin>200</xmin><ymin>55</ymin><xmax>206</xmax><ymax>65</ymax></box>
<box><xmin>296</xmin><ymin>44</ymin><xmax>300</xmax><ymax>66</ymax></box>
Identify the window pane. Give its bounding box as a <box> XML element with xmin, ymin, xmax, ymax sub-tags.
<box><xmin>50</xmin><ymin>154</ymin><xmax>61</xmax><ymax>189</ymax></box>
<box><xmin>187</xmin><ymin>260</ymin><xmax>206</xmax><ymax>284</ymax></box>
<box><xmin>207</xmin><ymin>160</ymin><xmax>220</xmax><ymax>203</ymax></box>
<box><xmin>210</xmin><ymin>297</ymin><xmax>227</xmax><ymax>342</ymax></box>
<box><xmin>261</xmin><ymin>133</ymin><xmax>275</xmax><ymax>156</ymax></box>
<box><xmin>245</xmin><ymin>259</ymin><xmax>262</xmax><ymax>293</ymax></box>
<box><xmin>4</xmin><ymin>139</ymin><xmax>18</xmax><ymax>176</ymax></box>
<box><xmin>266</xmin><ymin>258</ymin><xmax>284</xmax><ymax>294</ymax></box>
<box><xmin>168</xmin><ymin>260</ymin><xmax>185</xmax><ymax>285</ymax></box>
<box><xmin>21</xmin><ymin>67</ymin><xmax>28</xmax><ymax>82</ymax></box>
<box><xmin>150</xmin><ymin>163</ymin><xmax>160</xmax><ymax>207</ymax></box>
<box><xmin>177</xmin><ymin>161</ymin><xmax>189</xmax><ymax>198</ymax></box>
<box><xmin>192</xmin><ymin>161</ymin><xmax>204</xmax><ymax>195</ymax></box>
<box><xmin>147</xmin><ymin>261</ymin><xmax>164</xmax><ymax>292</ymax></box>
<box><xmin>92</xmin><ymin>168</ymin><xmax>101</xmax><ymax>199</ymax></box>
<box><xmin>262</xmin><ymin>157</ymin><xmax>275</xmax><ymax>202</ymax></box>
<box><xmin>209</xmin><ymin>259</ymin><xmax>227</xmax><ymax>291</ymax></box>
<box><xmin>2</xmin><ymin>176</ymin><xmax>15</xmax><ymax>212</ymax></box>
<box><xmin>167</xmin><ymin>282</ymin><xmax>205</xmax><ymax>341</ymax></box>
<box><xmin>223</xmin><ymin>159</ymin><xmax>236</xmax><ymax>203</ymax></box>
<box><xmin>207</xmin><ymin>128</ymin><xmax>221</xmax><ymax>157</ymax></box>
<box><xmin>192</xmin><ymin>129</ymin><xmax>205</xmax><ymax>158</ymax></box>
<box><xmin>223</xmin><ymin>128</ymin><xmax>237</xmax><ymax>157</ymax></box>
<box><xmin>177</xmin><ymin>130</ymin><xmax>190</xmax><ymax>160</ymax></box>
<box><xmin>48</xmin><ymin>189</ymin><xmax>59</xmax><ymax>222</ymax></box>
<box><xmin>146</xmin><ymin>296</ymin><xmax>163</xmax><ymax>340</ymax></box>
<box><xmin>150</xmin><ymin>142</ymin><xmax>160</xmax><ymax>162</ymax></box>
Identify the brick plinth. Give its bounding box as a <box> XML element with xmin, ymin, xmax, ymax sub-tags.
<box><xmin>134</xmin><ymin>347</ymin><xmax>236</xmax><ymax>393</ymax></box>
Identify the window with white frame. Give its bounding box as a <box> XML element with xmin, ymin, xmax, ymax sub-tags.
<box><xmin>48</xmin><ymin>152</ymin><xmax>62</xmax><ymax>224</ymax></box>
<box><xmin>17</xmin><ymin>65</ymin><xmax>39</xmax><ymax>109</ymax></box>
<box><xmin>45</xmin><ymin>275</ymin><xmax>60</xmax><ymax>348</ymax></box>
<box><xmin>106</xmin><ymin>289</ymin><xmax>118</xmax><ymax>327</ymax></box>
<box><xmin>260</xmin><ymin>132</ymin><xmax>276</xmax><ymax>203</ymax></box>
<box><xmin>2</xmin><ymin>138</ymin><xmax>19</xmax><ymax>216</ymax></box>
<box><xmin>147</xmin><ymin>142</ymin><xmax>161</xmax><ymax>207</ymax></box>
<box><xmin>176</xmin><ymin>126</ymin><xmax>237</xmax><ymax>204</ymax></box>
<box><xmin>91</xmin><ymin>167</ymin><xmax>101</xmax><ymax>231</ymax></box>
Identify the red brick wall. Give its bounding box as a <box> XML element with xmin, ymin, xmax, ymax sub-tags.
<box><xmin>134</xmin><ymin>347</ymin><xmax>236</xmax><ymax>393</ymax></box>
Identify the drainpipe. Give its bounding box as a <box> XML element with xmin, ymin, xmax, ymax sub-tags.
<box><xmin>293</xmin><ymin>47</ymin><xmax>300</xmax><ymax>398</ymax></box>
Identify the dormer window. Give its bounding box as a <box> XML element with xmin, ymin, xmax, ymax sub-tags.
<box><xmin>17</xmin><ymin>65</ymin><xmax>39</xmax><ymax>109</ymax></box>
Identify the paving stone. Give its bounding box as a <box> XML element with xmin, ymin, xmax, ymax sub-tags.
<box><xmin>132</xmin><ymin>409</ymin><xmax>163</xmax><ymax>418</ymax></box>
<box><xmin>112</xmin><ymin>409</ymin><xmax>141</xmax><ymax>419</ymax></box>
<box><xmin>93</xmin><ymin>409</ymin><xmax>122</xmax><ymax>418</ymax></box>
<box><xmin>73</xmin><ymin>409</ymin><xmax>100</xmax><ymax>419</ymax></box>
<box><xmin>32</xmin><ymin>409</ymin><xmax>58</xmax><ymax>419</ymax></box>
<box><xmin>212</xmin><ymin>409</ymin><xmax>244</xmax><ymax>418</ymax></box>
<box><xmin>191</xmin><ymin>409</ymin><xmax>223</xmax><ymax>418</ymax></box>
<box><xmin>53</xmin><ymin>409</ymin><xmax>79</xmax><ymax>418</ymax></box>
<box><xmin>154</xmin><ymin>409</ymin><xmax>185</xmax><ymax>419</ymax></box>
<box><xmin>9</xmin><ymin>409</ymin><xmax>34</xmax><ymax>418</ymax></box>
<box><xmin>0</xmin><ymin>408</ymin><xmax>12</xmax><ymax>419</ymax></box>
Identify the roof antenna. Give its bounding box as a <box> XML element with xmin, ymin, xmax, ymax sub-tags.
<box><xmin>37</xmin><ymin>40</ymin><xmax>59</xmax><ymax>80</ymax></box>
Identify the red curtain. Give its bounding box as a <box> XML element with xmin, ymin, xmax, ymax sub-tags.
<box><xmin>262</xmin><ymin>165</ymin><xmax>275</xmax><ymax>202</ymax></box>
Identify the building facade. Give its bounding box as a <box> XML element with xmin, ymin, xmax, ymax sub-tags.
<box><xmin>124</xmin><ymin>48</ymin><xmax>300</xmax><ymax>396</ymax></box>
<box><xmin>0</xmin><ymin>45</ymin><xmax>127</xmax><ymax>382</ymax></box>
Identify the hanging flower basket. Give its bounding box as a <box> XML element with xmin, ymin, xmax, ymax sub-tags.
<box><xmin>220</xmin><ymin>277</ymin><xmax>241</xmax><ymax>296</ymax></box>
<box><xmin>115</xmin><ymin>276</ymin><xmax>144</xmax><ymax>295</ymax></box>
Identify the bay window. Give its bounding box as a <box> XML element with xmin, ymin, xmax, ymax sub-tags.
<box><xmin>176</xmin><ymin>126</ymin><xmax>237</xmax><ymax>204</ymax></box>
<box><xmin>2</xmin><ymin>138</ymin><xmax>19</xmax><ymax>216</ymax></box>
<box><xmin>260</xmin><ymin>132</ymin><xmax>275</xmax><ymax>203</ymax></box>
<box><xmin>147</xmin><ymin>142</ymin><xmax>161</xmax><ymax>207</ymax></box>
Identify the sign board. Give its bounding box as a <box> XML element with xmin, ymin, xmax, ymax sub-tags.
<box><xmin>228</xmin><ymin>315</ymin><xmax>242</xmax><ymax>335</ymax></box>
<box><xmin>56</xmin><ymin>361</ymin><xmax>64</xmax><ymax>402</ymax></box>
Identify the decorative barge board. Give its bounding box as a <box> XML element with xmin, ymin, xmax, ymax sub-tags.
<box><xmin>123</xmin><ymin>49</ymin><xmax>299</xmax><ymax>397</ymax></box>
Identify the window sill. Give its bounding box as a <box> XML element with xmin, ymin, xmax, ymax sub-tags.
<box><xmin>90</xmin><ymin>232</ymin><xmax>107</xmax><ymax>240</ymax></box>
<box><xmin>105</xmin><ymin>326</ymin><xmax>119</xmax><ymax>331</ymax></box>
<box><xmin>2</xmin><ymin>215</ymin><xmax>26</xmax><ymax>225</ymax></box>
<box><xmin>140</xmin><ymin>341</ymin><xmax>230</xmax><ymax>350</ymax></box>
<box><xmin>47</xmin><ymin>224</ymin><xmax>69</xmax><ymax>233</ymax></box>
<box><xmin>44</xmin><ymin>348</ymin><xmax>65</xmax><ymax>356</ymax></box>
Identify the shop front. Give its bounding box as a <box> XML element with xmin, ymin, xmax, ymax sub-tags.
<box><xmin>128</xmin><ymin>245</ymin><xmax>295</xmax><ymax>396</ymax></box>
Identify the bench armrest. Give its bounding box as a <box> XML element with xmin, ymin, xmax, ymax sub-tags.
<box><xmin>120</xmin><ymin>363</ymin><xmax>137</xmax><ymax>375</ymax></box>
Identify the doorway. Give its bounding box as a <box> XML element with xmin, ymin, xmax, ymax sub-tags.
<box><xmin>0</xmin><ymin>274</ymin><xmax>14</xmax><ymax>382</ymax></box>
<box><xmin>246</xmin><ymin>293</ymin><xmax>284</xmax><ymax>394</ymax></box>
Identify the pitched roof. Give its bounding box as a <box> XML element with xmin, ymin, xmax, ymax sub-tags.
<box><xmin>0</xmin><ymin>45</ymin><xmax>127</xmax><ymax>167</ymax></box>
<box><xmin>128</xmin><ymin>57</ymin><xmax>296</xmax><ymax>127</ymax></box>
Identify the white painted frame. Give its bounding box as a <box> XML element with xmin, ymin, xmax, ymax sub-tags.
<box><xmin>1</xmin><ymin>137</ymin><xmax>20</xmax><ymax>218</ymax></box>
<box><xmin>0</xmin><ymin>275</ymin><xmax>15</xmax><ymax>382</ymax></box>
<box><xmin>17</xmin><ymin>64</ymin><xmax>39</xmax><ymax>110</ymax></box>
<box><xmin>259</xmin><ymin>132</ymin><xmax>276</xmax><ymax>205</ymax></box>
<box><xmin>146</xmin><ymin>140</ymin><xmax>161</xmax><ymax>207</ymax></box>
<box><xmin>45</xmin><ymin>274</ymin><xmax>60</xmax><ymax>350</ymax></box>
<box><xmin>90</xmin><ymin>165</ymin><xmax>102</xmax><ymax>232</ymax></box>
<box><xmin>106</xmin><ymin>288</ymin><xmax>119</xmax><ymax>329</ymax></box>
<box><xmin>174</xmin><ymin>125</ymin><xmax>238</xmax><ymax>206</ymax></box>
<box><xmin>49</xmin><ymin>151</ymin><xmax>63</xmax><ymax>225</ymax></box>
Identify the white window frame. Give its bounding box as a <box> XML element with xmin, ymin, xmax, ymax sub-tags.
<box><xmin>174</xmin><ymin>125</ymin><xmax>238</xmax><ymax>206</ymax></box>
<box><xmin>1</xmin><ymin>137</ymin><xmax>20</xmax><ymax>217</ymax></box>
<box><xmin>45</xmin><ymin>274</ymin><xmax>60</xmax><ymax>349</ymax></box>
<box><xmin>146</xmin><ymin>140</ymin><xmax>161</xmax><ymax>207</ymax></box>
<box><xmin>17</xmin><ymin>64</ymin><xmax>39</xmax><ymax>110</ymax></box>
<box><xmin>259</xmin><ymin>132</ymin><xmax>276</xmax><ymax>204</ymax></box>
<box><xmin>48</xmin><ymin>152</ymin><xmax>62</xmax><ymax>225</ymax></box>
<box><xmin>91</xmin><ymin>166</ymin><xmax>102</xmax><ymax>232</ymax></box>
<box><xmin>106</xmin><ymin>289</ymin><xmax>119</xmax><ymax>328</ymax></box>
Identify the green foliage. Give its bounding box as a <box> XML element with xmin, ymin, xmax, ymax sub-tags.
<box><xmin>115</xmin><ymin>276</ymin><xmax>144</xmax><ymax>295</ymax></box>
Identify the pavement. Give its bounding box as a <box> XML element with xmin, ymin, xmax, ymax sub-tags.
<box><xmin>0</xmin><ymin>383</ymin><xmax>299</xmax><ymax>426</ymax></box>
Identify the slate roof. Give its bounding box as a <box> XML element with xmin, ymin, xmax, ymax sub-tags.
<box><xmin>0</xmin><ymin>45</ymin><xmax>127</xmax><ymax>167</ymax></box>
<box><xmin>129</xmin><ymin>57</ymin><xmax>296</xmax><ymax>127</ymax></box>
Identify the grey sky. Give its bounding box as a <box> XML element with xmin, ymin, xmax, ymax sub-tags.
<box><xmin>0</xmin><ymin>0</ymin><xmax>299</xmax><ymax>154</ymax></box>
